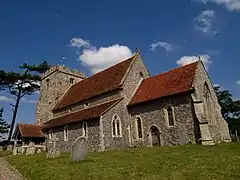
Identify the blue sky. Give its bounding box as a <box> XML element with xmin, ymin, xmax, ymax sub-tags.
<box><xmin>0</xmin><ymin>0</ymin><xmax>239</xmax><ymax>128</ymax></box>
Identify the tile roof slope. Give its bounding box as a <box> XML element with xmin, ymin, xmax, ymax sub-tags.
<box><xmin>129</xmin><ymin>62</ymin><xmax>198</xmax><ymax>106</ymax></box>
<box><xmin>44</xmin><ymin>98</ymin><xmax>122</xmax><ymax>129</ymax></box>
<box><xmin>18</xmin><ymin>124</ymin><xmax>45</xmax><ymax>138</ymax></box>
<box><xmin>53</xmin><ymin>55</ymin><xmax>136</xmax><ymax>111</ymax></box>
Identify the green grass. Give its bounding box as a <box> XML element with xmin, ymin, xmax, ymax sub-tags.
<box><xmin>0</xmin><ymin>150</ymin><xmax>12</xmax><ymax>157</ymax></box>
<box><xmin>6</xmin><ymin>143</ymin><xmax>240</xmax><ymax>180</ymax></box>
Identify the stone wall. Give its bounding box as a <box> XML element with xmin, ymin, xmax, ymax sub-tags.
<box><xmin>128</xmin><ymin>94</ymin><xmax>196</xmax><ymax>147</ymax></box>
<box><xmin>46</xmin><ymin>119</ymin><xmax>100</xmax><ymax>152</ymax></box>
<box><xmin>101</xmin><ymin>100</ymin><xmax>130</xmax><ymax>150</ymax></box>
<box><xmin>122</xmin><ymin>54</ymin><xmax>150</xmax><ymax>104</ymax></box>
<box><xmin>36</xmin><ymin>66</ymin><xmax>85</xmax><ymax>124</ymax></box>
<box><xmin>192</xmin><ymin>61</ymin><xmax>231</xmax><ymax>143</ymax></box>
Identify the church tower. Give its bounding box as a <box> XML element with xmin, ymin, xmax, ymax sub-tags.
<box><xmin>35</xmin><ymin>65</ymin><xmax>86</xmax><ymax>125</ymax></box>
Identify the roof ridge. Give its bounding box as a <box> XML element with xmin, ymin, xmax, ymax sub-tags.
<box><xmin>146</xmin><ymin>61</ymin><xmax>199</xmax><ymax>80</ymax></box>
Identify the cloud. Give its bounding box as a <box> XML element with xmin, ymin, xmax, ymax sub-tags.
<box><xmin>149</xmin><ymin>41</ymin><xmax>173</xmax><ymax>52</ymax></box>
<box><xmin>194</xmin><ymin>10</ymin><xmax>219</xmax><ymax>36</ymax></box>
<box><xmin>68</xmin><ymin>37</ymin><xmax>133</xmax><ymax>74</ymax></box>
<box><xmin>196</xmin><ymin>0</ymin><xmax>240</xmax><ymax>11</ymax></box>
<box><xmin>22</xmin><ymin>98</ymin><xmax>37</xmax><ymax>104</ymax></box>
<box><xmin>237</xmin><ymin>80</ymin><xmax>240</xmax><ymax>85</ymax></box>
<box><xmin>0</xmin><ymin>96</ymin><xmax>14</xmax><ymax>103</ymax></box>
<box><xmin>176</xmin><ymin>54</ymin><xmax>212</xmax><ymax>70</ymax></box>
<box><xmin>79</xmin><ymin>44</ymin><xmax>133</xmax><ymax>74</ymax></box>
<box><xmin>213</xmin><ymin>83</ymin><xmax>220</xmax><ymax>87</ymax></box>
<box><xmin>0</xmin><ymin>95</ymin><xmax>37</xmax><ymax>104</ymax></box>
<box><xmin>68</xmin><ymin>37</ymin><xmax>90</xmax><ymax>48</ymax></box>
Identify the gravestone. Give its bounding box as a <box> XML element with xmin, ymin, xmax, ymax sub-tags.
<box><xmin>26</xmin><ymin>142</ymin><xmax>35</xmax><ymax>155</ymax></box>
<box><xmin>71</xmin><ymin>137</ymin><xmax>88</xmax><ymax>162</ymax></box>
<box><xmin>13</xmin><ymin>140</ymin><xmax>17</xmax><ymax>155</ymax></box>
<box><xmin>37</xmin><ymin>149</ymin><xmax>42</xmax><ymax>153</ymax></box>
<box><xmin>47</xmin><ymin>135</ymin><xmax>60</xmax><ymax>158</ymax></box>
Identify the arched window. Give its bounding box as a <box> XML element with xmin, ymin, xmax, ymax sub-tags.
<box><xmin>112</xmin><ymin>120</ymin><xmax>116</xmax><ymax>136</ymax></box>
<box><xmin>136</xmin><ymin>117</ymin><xmax>143</xmax><ymax>139</ymax></box>
<box><xmin>64</xmin><ymin>126</ymin><xmax>68</xmax><ymax>141</ymax></box>
<box><xmin>116</xmin><ymin>120</ymin><xmax>120</xmax><ymax>136</ymax></box>
<box><xmin>112</xmin><ymin>114</ymin><xmax>121</xmax><ymax>137</ymax></box>
<box><xmin>167</xmin><ymin>107</ymin><xmax>174</xmax><ymax>126</ymax></box>
<box><xmin>82</xmin><ymin>122</ymin><xmax>88</xmax><ymax>137</ymax></box>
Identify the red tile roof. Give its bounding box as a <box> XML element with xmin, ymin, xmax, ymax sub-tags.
<box><xmin>44</xmin><ymin>98</ymin><xmax>122</xmax><ymax>129</ymax></box>
<box><xmin>17</xmin><ymin>124</ymin><xmax>45</xmax><ymax>138</ymax></box>
<box><xmin>53</xmin><ymin>55</ymin><xmax>137</xmax><ymax>111</ymax></box>
<box><xmin>129</xmin><ymin>62</ymin><xmax>198</xmax><ymax>106</ymax></box>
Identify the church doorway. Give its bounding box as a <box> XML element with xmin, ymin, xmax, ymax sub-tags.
<box><xmin>149</xmin><ymin>125</ymin><xmax>161</xmax><ymax>147</ymax></box>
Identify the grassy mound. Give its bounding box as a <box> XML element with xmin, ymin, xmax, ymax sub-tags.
<box><xmin>6</xmin><ymin>143</ymin><xmax>240</xmax><ymax>180</ymax></box>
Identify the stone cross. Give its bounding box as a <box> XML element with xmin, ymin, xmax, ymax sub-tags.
<box><xmin>47</xmin><ymin>135</ymin><xmax>60</xmax><ymax>158</ymax></box>
<box><xmin>51</xmin><ymin>135</ymin><xmax>59</xmax><ymax>152</ymax></box>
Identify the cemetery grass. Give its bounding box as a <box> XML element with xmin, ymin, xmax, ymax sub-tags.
<box><xmin>6</xmin><ymin>143</ymin><xmax>240</xmax><ymax>180</ymax></box>
<box><xmin>0</xmin><ymin>150</ymin><xmax>12</xmax><ymax>157</ymax></box>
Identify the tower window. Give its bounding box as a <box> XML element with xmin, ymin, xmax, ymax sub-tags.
<box><xmin>46</xmin><ymin>79</ymin><xmax>50</xmax><ymax>87</ymax></box>
<box><xmin>70</xmin><ymin>78</ymin><xmax>74</xmax><ymax>84</ymax></box>
<box><xmin>139</xmin><ymin>72</ymin><xmax>144</xmax><ymax>78</ymax></box>
<box><xmin>167</xmin><ymin>107</ymin><xmax>174</xmax><ymax>126</ymax></box>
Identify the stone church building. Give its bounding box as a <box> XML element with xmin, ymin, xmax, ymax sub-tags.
<box><xmin>14</xmin><ymin>52</ymin><xmax>231</xmax><ymax>152</ymax></box>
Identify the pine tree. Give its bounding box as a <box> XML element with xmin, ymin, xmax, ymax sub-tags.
<box><xmin>0</xmin><ymin>108</ymin><xmax>10</xmax><ymax>139</ymax></box>
<box><xmin>0</xmin><ymin>60</ymin><xmax>51</xmax><ymax>140</ymax></box>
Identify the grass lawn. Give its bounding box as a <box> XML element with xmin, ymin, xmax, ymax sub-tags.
<box><xmin>0</xmin><ymin>150</ymin><xmax>12</xmax><ymax>158</ymax></box>
<box><xmin>6</xmin><ymin>143</ymin><xmax>240</xmax><ymax>180</ymax></box>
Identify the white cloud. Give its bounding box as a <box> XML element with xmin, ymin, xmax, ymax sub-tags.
<box><xmin>196</xmin><ymin>0</ymin><xmax>240</xmax><ymax>11</ymax></box>
<box><xmin>68</xmin><ymin>37</ymin><xmax>90</xmax><ymax>48</ymax></box>
<box><xmin>22</xmin><ymin>98</ymin><xmax>37</xmax><ymax>104</ymax></box>
<box><xmin>79</xmin><ymin>44</ymin><xmax>133</xmax><ymax>74</ymax></box>
<box><xmin>194</xmin><ymin>10</ymin><xmax>219</xmax><ymax>36</ymax></box>
<box><xmin>0</xmin><ymin>95</ymin><xmax>37</xmax><ymax>104</ymax></box>
<box><xmin>213</xmin><ymin>83</ymin><xmax>220</xmax><ymax>87</ymax></box>
<box><xmin>0</xmin><ymin>96</ymin><xmax>14</xmax><ymax>103</ymax></box>
<box><xmin>68</xmin><ymin>37</ymin><xmax>133</xmax><ymax>74</ymax></box>
<box><xmin>176</xmin><ymin>54</ymin><xmax>212</xmax><ymax>70</ymax></box>
<box><xmin>150</xmin><ymin>41</ymin><xmax>173</xmax><ymax>52</ymax></box>
<box><xmin>237</xmin><ymin>80</ymin><xmax>240</xmax><ymax>85</ymax></box>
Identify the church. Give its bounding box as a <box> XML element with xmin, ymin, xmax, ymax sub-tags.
<box><xmin>13</xmin><ymin>51</ymin><xmax>231</xmax><ymax>152</ymax></box>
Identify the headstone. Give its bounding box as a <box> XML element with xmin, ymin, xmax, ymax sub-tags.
<box><xmin>13</xmin><ymin>140</ymin><xmax>17</xmax><ymax>155</ymax></box>
<box><xmin>26</xmin><ymin>142</ymin><xmax>35</xmax><ymax>155</ymax></box>
<box><xmin>37</xmin><ymin>149</ymin><xmax>42</xmax><ymax>153</ymax></box>
<box><xmin>47</xmin><ymin>135</ymin><xmax>60</xmax><ymax>158</ymax></box>
<box><xmin>20</xmin><ymin>147</ymin><xmax>25</xmax><ymax>154</ymax></box>
<box><xmin>71</xmin><ymin>137</ymin><xmax>88</xmax><ymax>162</ymax></box>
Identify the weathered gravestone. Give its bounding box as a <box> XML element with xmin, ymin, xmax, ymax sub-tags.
<box><xmin>26</xmin><ymin>142</ymin><xmax>35</xmax><ymax>155</ymax></box>
<box><xmin>13</xmin><ymin>140</ymin><xmax>17</xmax><ymax>155</ymax></box>
<box><xmin>71</xmin><ymin>137</ymin><xmax>88</xmax><ymax>162</ymax></box>
<box><xmin>47</xmin><ymin>135</ymin><xmax>60</xmax><ymax>158</ymax></box>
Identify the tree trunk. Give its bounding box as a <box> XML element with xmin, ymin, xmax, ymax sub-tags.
<box><xmin>8</xmin><ymin>92</ymin><xmax>21</xmax><ymax>141</ymax></box>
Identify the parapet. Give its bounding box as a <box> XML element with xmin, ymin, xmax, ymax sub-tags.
<box><xmin>40</xmin><ymin>65</ymin><xmax>86</xmax><ymax>80</ymax></box>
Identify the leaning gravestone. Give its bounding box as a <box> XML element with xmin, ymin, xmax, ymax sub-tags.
<box><xmin>71</xmin><ymin>137</ymin><xmax>88</xmax><ymax>162</ymax></box>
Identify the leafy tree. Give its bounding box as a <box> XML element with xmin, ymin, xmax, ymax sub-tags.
<box><xmin>214</xmin><ymin>86</ymin><xmax>240</xmax><ymax>138</ymax></box>
<box><xmin>0</xmin><ymin>60</ymin><xmax>50</xmax><ymax>140</ymax></box>
<box><xmin>0</xmin><ymin>108</ymin><xmax>10</xmax><ymax>139</ymax></box>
